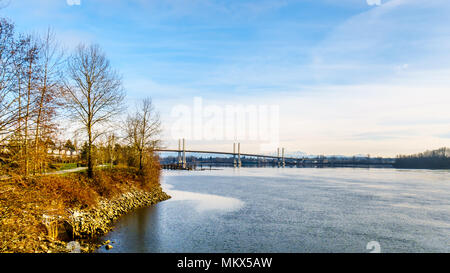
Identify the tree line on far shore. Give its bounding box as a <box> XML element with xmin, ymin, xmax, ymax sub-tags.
<box><xmin>0</xmin><ymin>17</ymin><xmax>161</xmax><ymax>178</ymax></box>
<box><xmin>394</xmin><ymin>147</ymin><xmax>450</xmax><ymax>169</ymax></box>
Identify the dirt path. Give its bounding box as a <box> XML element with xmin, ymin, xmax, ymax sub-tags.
<box><xmin>44</xmin><ymin>167</ymin><xmax>88</xmax><ymax>175</ymax></box>
<box><xmin>1</xmin><ymin>165</ymin><xmax>110</xmax><ymax>181</ymax></box>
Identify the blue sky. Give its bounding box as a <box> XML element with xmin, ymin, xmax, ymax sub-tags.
<box><xmin>2</xmin><ymin>0</ymin><xmax>450</xmax><ymax>156</ymax></box>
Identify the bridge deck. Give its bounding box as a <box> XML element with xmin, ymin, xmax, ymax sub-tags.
<box><xmin>154</xmin><ymin>149</ymin><xmax>302</xmax><ymax>161</ymax></box>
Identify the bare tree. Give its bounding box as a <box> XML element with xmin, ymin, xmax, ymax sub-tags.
<box><xmin>21</xmin><ymin>36</ymin><xmax>41</xmax><ymax>175</ymax></box>
<box><xmin>32</xmin><ymin>29</ymin><xmax>63</xmax><ymax>174</ymax></box>
<box><xmin>0</xmin><ymin>19</ymin><xmax>42</xmax><ymax>174</ymax></box>
<box><xmin>125</xmin><ymin>98</ymin><xmax>161</xmax><ymax>171</ymax></box>
<box><xmin>106</xmin><ymin>133</ymin><xmax>116</xmax><ymax>168</ymax></box>
<box><xmin>63</xmin><ymin>44</ymin><xmax>124</xmax><ymax>178</ymax></box>
<box><xmin>0</xmin><ymin>18</ymin><xmax>61</xmax><ymax>175</ymax></box>
<box><xmin>0</xmin><ymin>18</ymin><xmax>16</xmax><ymax>144</ymax></box>
<box><xmin>0</xmin><ymin>25</ymin><xmax>41</xmax><ymax>175</ymax></box>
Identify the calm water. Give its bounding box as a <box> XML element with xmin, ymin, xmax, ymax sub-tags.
<box><xmin>97</xmin><ymin>168</ymin><xmax>450</xmax><ymax>253</ymax></box>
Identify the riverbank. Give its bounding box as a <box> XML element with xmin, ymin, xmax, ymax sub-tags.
<box><xmin>0</xmin><ymin>167</ymin><xmax>170</xmax><ymax>253</ymax></box>
<box><xmin>67</xmin><ymin>186</ymin><xmax>170</xmax><ymax>252</ymax></box>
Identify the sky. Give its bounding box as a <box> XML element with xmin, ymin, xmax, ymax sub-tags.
<box><xmin>2</xmin><ymin>0</ymin><xmax>450</xmax><ymax>156</ymax></box>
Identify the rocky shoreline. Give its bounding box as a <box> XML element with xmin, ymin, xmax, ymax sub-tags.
<box><xmin>45</xmin><ymin>186</ymin><xmax>171</xmax><ymax>253</ymax></box>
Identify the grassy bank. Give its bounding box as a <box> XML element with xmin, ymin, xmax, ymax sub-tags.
<box><xmin>0</xmin><ymin>165</ymin><xmax>170</xmax><ymax>253</ymax></box>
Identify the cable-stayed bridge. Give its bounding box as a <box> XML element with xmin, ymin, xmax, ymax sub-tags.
<box><xmin>154</xmin><ymin>139</ymin><xmax>394</xmax><ymax>169</ymax></box>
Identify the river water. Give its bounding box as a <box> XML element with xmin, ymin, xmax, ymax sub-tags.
<box><xmin>97</xmin><ymin>168</ymin><xmax>450</xmax><ymax>253</ymax></box>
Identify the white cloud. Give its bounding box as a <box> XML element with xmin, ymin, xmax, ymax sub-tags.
<box><xmin>366</xmin><ymin>0</ymin><xmax>382</xmax><ymax>6</ymax></box>
<box><xmin>66</xmin><ymin>0</ymin><xmax>81</xmax><ymax>6</ymax></box>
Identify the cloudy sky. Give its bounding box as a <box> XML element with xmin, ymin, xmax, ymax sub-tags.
<box><xmin>2</xmin><ymin>0</ymin><xmax>450</xmax><ymax>156</ymax></box>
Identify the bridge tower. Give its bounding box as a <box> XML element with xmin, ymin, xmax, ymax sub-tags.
<box><xmin>182</xmin><ymin>138</ymin><xmax>186</xmax><ymax>169</ymax></box>
<box><xmin>238</xmin><ymin>143</ymin><xmax>242</xmax><ymax>168</ymax></box>
<box><xmin>282</xmin><ymin>148</ymin><xmax>286</xmax><ymax>168</ymax></box>
<box><xmin>277</xmin><ymin>148</ymin><xmax>280</xmax><ymax>168</ymax></box>
<box><xmin>177</xmin><ymin>139</ymin><xmax>182</xmax><ymax>167</ymax></box>
<box><xmin>233</xmin><ymin>143</ymin><xmax>237</xmax><ymax>168</ymax></box>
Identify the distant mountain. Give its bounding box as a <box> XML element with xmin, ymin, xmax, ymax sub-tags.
<box><xmin>263</xmin><ymin>151</ymin><xmax>315</xmax><ymax>158</ymax></box>
<box><xmin>284</xmin><ymin>151</ymin><xmax>309</xmax><ymax>158</ymax></box>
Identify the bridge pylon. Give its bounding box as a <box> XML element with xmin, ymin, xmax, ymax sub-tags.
<box><xmin>238</xmin><ymin>143</ymin><xmax>242</xmax><ymax>168</ymax></box>
<box><xmin>177</xmin><ymin>139</ymin><xmax>182</xmax><ymax>167</ymax></box>
<box><xmin>233</xmin><ymin>143</ymin><xmax>237</xmax><ymax>168</ymax></box>
<box><xmin>182</xmin><ymin>138</ymin><xmax>186</xmax><ymax>169</ymax></box>
<box><xmin>277</xmin><ymin>148</ymin><xmax>280</xmax><ymax>168</ymax></box>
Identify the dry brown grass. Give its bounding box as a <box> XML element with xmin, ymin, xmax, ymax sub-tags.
<box><xmin>0</xmin><ymin>158</ymin><xmax>161</xmax><ymax>253</ymax></box>
<box><xmin>0</xmin><ymin>177</ymin><xmax>67</xmax><ymax>252</ymax></box>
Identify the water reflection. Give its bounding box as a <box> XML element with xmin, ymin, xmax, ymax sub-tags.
<box><xmin>100</xmin><ymin>206</ymin><xmax>162</xmax><ymax>252</ymax></box>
